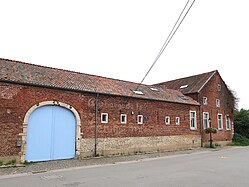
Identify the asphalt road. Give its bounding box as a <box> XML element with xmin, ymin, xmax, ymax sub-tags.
<box><xmin>1</xmin><ymin>147</ymin><xmax>249</xmax><ymax>187</ymax></box>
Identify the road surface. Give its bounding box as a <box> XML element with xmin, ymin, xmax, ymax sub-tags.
<box><xmin>1</xmin><ymin>147</ymin><xmax>249</xmax><ymax>187</ymax></box>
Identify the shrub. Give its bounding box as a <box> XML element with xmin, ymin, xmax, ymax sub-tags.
<box><xmin>232</xmin><ymin>133</ymin><xmax>249</xmax><ymax>146</ymax></box>
<box><xmin>234</xmin><ymin>109</ymin><xmax>249</xmax><ymax>139</ymax></box>
<box><xmin>0</xmin><ymin>160</ymin><xmax>3</xmax><ymax>166</ymax></box>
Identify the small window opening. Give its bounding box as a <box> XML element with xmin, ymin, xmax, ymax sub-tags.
<box><xmin>180</xmin><ymin>84</ymin><xmax>188</xmax><ymax>89</ymax></box>
<box><xmin>150</xmin><ymin>87</ymin><xmax>159</xmax><ymax>91</ymax></box>
<box><xmin>120</xmin><ymin>114</ymin><xmax>127</xmax><ymax>124</ymax></box>
<box><xmin>101</xmin><ymin>113</ymin><xmax>108</xmax><ymax>124</ymax></box>
<box><xmin>138</xmin><ymin>115</ymin><xmax>143</xmax><ymax>124</ymax></box>
<box><xmin>133</xmin><ymin>90</ymin><xmax>144</xmax><ymax>95</ymax></box>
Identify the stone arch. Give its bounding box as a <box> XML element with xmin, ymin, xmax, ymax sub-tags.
<box><xmin>19</xmin><ymin>101</ymin><xmax>82</xmax><ymax>163</ymax></box>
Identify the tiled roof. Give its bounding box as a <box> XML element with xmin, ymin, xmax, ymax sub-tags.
<box><xmin>0</xmin><ymin>58</ymin><xmax>199</xmax><ymax>105</ymax></box>
<box><xmin>154</xmin><ymin>70</ymin><xmax>217</xmax><ymax>94</ymax></box>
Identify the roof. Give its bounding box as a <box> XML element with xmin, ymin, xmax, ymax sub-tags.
<box><xmin>154</xmin><ymin>70</ymin><xmax>217</xmax><ymax>94</ymax></box>
<box><xmin>0</xmin><ymin>58</ymin><xmax>199</xmax><ymax>105</ymax></box>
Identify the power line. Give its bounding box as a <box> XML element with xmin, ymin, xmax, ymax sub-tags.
<box><xmin>135</xmin><ymin>0</ymin><xmax>196</xmax><ymax>91</ymax></box>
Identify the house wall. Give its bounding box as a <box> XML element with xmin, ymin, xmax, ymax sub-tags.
<box><xmin>0</xmin><ymin>82</ymin><xmax>201</xmax><ymax>161</ymax></box>
<box><xmin>199</xmin><ymin>73</ymin><xmax>234</xmax><ymax>143</ymax></box>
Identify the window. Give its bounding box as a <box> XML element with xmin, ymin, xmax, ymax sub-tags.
<box><xmin>133</xmin><ymin>90</ymin><xmax>144</xmax><ymax>95</ymax></box>
<box><xmin>180</xmin><ymin>84</ymin><xmax>188</xmax><ymax>89</ymax></box>
<box><xmin>150</xmin><ymin>87</ymin><xmax>159</xmax><ymax>91</ymax></box>
<box><xmin>218</xmin><ymin>84</ymin><xmax>221</xmax><ymax>91</ymax></box>
<box><xmin>226</xmin><ymin>115</ymin><xmax>231</xmax><ymax>130</ymax></box>
<box><xmin>216</xmin><ymin>99</ymin><xmax>220</xmax><ymax>107</ymax></box>
<box><xmin>203</xmin><ymin>97</ymin><xmax>208</xmax><ymax>105</ymax></box>
<box><xmin>120</xmin><ymin>114</ymin><xmax>127</xmax><ymax>124</ymax></box>
<box><xmin>218</xmin><ymin>114</ymin><xmax>223</xmax><ymax>130</ymax></box>
<box><xmin>190</xmin><ymin>111</ymin><xmax>197</xmax><ymax>130</ymax></box>
<box><xmin>165</xmin><ymin>116</ymin><xmax>170</xmax><ymax>125</ymax></box>
<box><xmin>137</xmin><ymin>115</ymin><xmax>143</xmax><ymax>124</ymax></box>
<box><xmin>175</xmin><ymin>117</ymin><xmax>180</xmax><ymax>125</ymax></box>
<box><xmin>101</xmin><ymin>113</ymin><xmax>108</xmax><ymax>124</ymax></box>
<box><xmin>203</xmin><ymin>112</ymin><xmax>209</xmax><ymax>129</ymax></box>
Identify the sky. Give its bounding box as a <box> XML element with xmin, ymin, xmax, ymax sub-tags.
<box><xmin>0</xmin><ymin>0</ymin><xmax>248</xmax><ymax>109</ymax></box>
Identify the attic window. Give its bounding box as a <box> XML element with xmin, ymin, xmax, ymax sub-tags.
<box><xmin>150</xmin><ymin>87</ymin><xmax>159</xmax><ymax>91</ymax></box>
<box><xmin>133</xmin><ymin>90</ymin><xmax>144</xmax><ymax>95</ymax></box>
<box><xmin>180</xmin><ymin>84</ymin><xmax>188</xmax><ymax>89</ymax></box>
<box><xmin>218</xmin><ymin>84</ymin><xmax>221</xmax><ymax>91</ymax></box>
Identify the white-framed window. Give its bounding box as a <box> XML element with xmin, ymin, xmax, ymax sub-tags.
<box><xmin>120</xmin><ymin>114</ymin><xmax>127</xmax><ymax>124</ymax></box>
<box><xmin>175</xmin><ymin>117</ymin><xmax>180</xmax><ymax>125</ymax></box>
<box><xmin>203</xmin><ymin>112</ymin><xmax>209</xmax><ymax>129</ymax></box>
<box><xmin>203</xmin><ymin>97</ymin><xmax>208</xmax><ymax>105</ymax></box>
<box><xmin>137</xmin><ymin>115</ymin><xmax>143</xmax><ymax>124</ymax></box>
<box><xmin>218</xmin><ymin>84</ymin><xmax>221</xmax><ymax>91</ymax></box>
<box><xmin>226</xmin><ymin>115</ymin><xmax>231</xmax><ymax>130</ymax></box>
<box><xmin>218</xmin><ymin>114</ymin><xmax>223</xmax><ymax>130</ymax></box>
<box><xmin>165</xmin><ymin>116</ymin><xmax>170</xmax><ymax>125</ymax></box>
<box><xmin>190</xmin><ymin>111</ymin><xmax>197</xmax><ymax>130</ymax></box>
<box><xmin>101</xmin><ymin>113</ymin><xmax>108</xmax><ymax>124</ymax></box>
<box><xmin>216</xmin><ymin>99</ymin><xmax>220</xmax><ymax>107</ymax></box>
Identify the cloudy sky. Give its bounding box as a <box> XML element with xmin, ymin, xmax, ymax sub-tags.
<box><xmin>0</xmin><ymin>0</ymin><xmax>248</xmax><ymax>109</ymax></box>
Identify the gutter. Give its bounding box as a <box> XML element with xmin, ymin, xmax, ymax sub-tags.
<box><xmin>198</xmin><ymin>93</ymin><xmax>203</xmax><ymax>147</ymax></box>
<box><xmin>94</xmin><ymin>93</ymin><xmax>99</xmax><ymax>157</ymax></box>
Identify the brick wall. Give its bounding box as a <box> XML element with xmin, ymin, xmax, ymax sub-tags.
<box><xmin>0</xmin><ymin>81</ymin><xmax>200</xmax><ymax>158</ymax></box>
<box><xmin>199</xmin><ymin>73</ymin><xmax>234</xmax><ymax>142</ymax></box>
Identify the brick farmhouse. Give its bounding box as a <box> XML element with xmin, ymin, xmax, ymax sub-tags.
<box><xmin>0</xmin><ymin>58</ymin><xmax>235</xmax><ymax>163</ymax></box>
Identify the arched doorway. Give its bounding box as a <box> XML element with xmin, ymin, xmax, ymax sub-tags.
<box><xmin>19</xmin><ymin>101</ymin><xmax>82</xmax><ymax>163</ymax></box>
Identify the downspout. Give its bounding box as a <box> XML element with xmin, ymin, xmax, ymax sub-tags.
<box><xmin>198</xmin><ymin>93</ymin><xmax>203</xmax><ymax>147</ymax></box>
<box><xmin>94</xmin><ymin>93</ymin><xmax>99</xmax><ymax>156</ymax></box>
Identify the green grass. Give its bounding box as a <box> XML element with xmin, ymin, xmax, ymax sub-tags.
<box><xmin>5</xmin><ymin>159</ymin><xmax>16</xmax><ymax>165</ymax></box>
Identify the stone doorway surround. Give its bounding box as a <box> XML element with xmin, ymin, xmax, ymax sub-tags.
<box><xmin>19</xmin><ymin>101</ymin><xmax>82</xmax><ymax>163</ymax></box>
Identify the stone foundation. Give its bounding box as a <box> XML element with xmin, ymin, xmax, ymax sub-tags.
<box><xmin>80</xmin><ymin>135</ymin><xmax>201</xmax><ymax>158</ymax></box>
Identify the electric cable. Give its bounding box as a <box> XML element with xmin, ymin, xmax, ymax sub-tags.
<box><xmin>135</xmin><ymin>0</ymin><xmax>196</xmax><ymax>91</ymax></box>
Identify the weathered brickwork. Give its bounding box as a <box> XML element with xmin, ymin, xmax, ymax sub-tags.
<box><xmin>185</xmin><ymin>73</ymin><xmax>234</xmax><ymax>143</ymax></box>
<box><xmin>200</xmin><ymin>73</ymin><xmax>234</xmax><ymax>143</ymax></box>
<box><xmin>0</xmin><ymin>82</ymin><xmax>200</xmax><ymax>159</ymax></box>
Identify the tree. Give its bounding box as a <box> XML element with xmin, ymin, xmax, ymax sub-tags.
<box><xmin>234</xmin><ymin>109</ymin><xmax>249</xmax><ymax>139</ymax></box>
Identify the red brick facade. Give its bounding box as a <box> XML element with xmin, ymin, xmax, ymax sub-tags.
<box><xmin>182</xmin><ymin>73</ymin><xmax>234</xmax><ymax>143</ymax></box>
<box><xmin>0</xmin><ymin>59</ymin><xmax>235</xmax><ymax>161</ymax></box>
<box><xmin>155</xmin><ymin>70</ymin><xmax>235</xmax><ymax>145</ymax></box>
<box><xmin>198</xmin><ymin>73</ymin><xmax>234</xmax><ymax>142</ymax></box>
<box><xmin>0</xmin><ymin>82</ymin><xmax>200</xmax><ymax>157</ymax></box>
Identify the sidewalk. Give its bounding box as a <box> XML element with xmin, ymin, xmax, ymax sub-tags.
<box><xmin>0</xmin><ymin>147</ymin><xmax>228</xmax><ymax>176</ymax></box>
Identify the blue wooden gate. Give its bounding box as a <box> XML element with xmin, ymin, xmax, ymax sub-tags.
<box><xmin>26</xmin><ymin>105</ymin><xmax>76</xmax><ymax>162</ymax></box>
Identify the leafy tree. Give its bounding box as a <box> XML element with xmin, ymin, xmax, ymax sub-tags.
<box><xmin>234</xmin><ymin>109</ymin><xmax>249</xmax><ymax>139</ymax></box>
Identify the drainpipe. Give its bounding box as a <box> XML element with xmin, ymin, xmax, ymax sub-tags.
<box><xmin>94</xmin><ymin>93</ymin><xmax>99</xmax><ymax>157</ymax></box>
<box><xmin>198</xmin><ymin>93</ymin><xmax>203</xmax><ymax>147</ymax></box>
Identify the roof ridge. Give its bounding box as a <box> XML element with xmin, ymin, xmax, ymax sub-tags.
<box><xmin>0</xmin><ymin>57</ymin><xmax>149</xmax><ymax>87</ymax></box>
<box><xmin>153</xmin><ymin>70</ymin><xmax>217</xmax><ymax>85</ymax></box>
